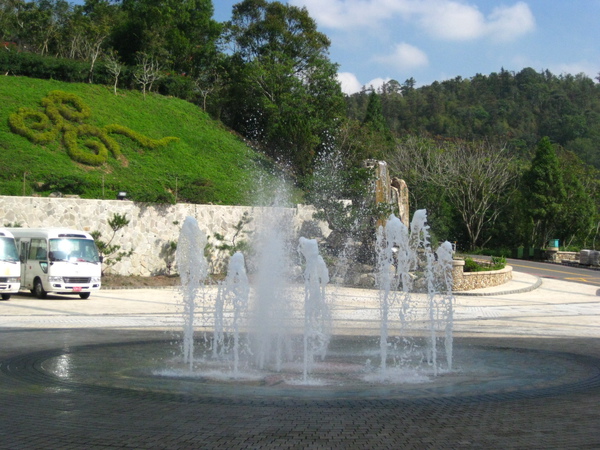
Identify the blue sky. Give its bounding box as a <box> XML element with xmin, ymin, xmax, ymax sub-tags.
<box><xmin>214</xmin><ymin>0</ymin><xmax>600</xmax><ymax>94</ymax></box>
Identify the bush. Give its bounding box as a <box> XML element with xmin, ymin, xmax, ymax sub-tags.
<box><xmin>177</xmin><ymin>177</ymin><xmax>216</xmax><ymax>203</ymax></box>
<box><xmin>158</xmin><ymin>74</ymin><xmax>197</xmax><ymax>101</ymax></box>
<box><xmin>63</xmin><ymin>124</ymin><xmax>115</xmax><ymax>166</ymax></box>
<box><xmin>42</xmin><ymin>90</ymin><xmax>92</xmax><ymax>124</ymax></box>
<box><xmin>464</xmin><ymin>256</ymin><xmax>506</xmax><ymax>272</ymax></box>
<box><xmin>127</xmin><ymin>184</ymin><xmax>175</xmax><ymax>203</ymax></box>
<box><xmin>0</xmin><ymin>51</ymin><xmax>88</xmax><ymax>82</ymax></box>
<box><xmin>36</xmin><ymin>174</ymin><xmax>90</xmax><ymax>195</ymax></box>
<box><xmin>103</xmin><ymin>124</ymin><xmax>178</xmax><ymax>149</ymax></box>
<box><xmin>8</xmin><ymin>107</ymin><xmax>58</xmax><ymax>143</ymax></box>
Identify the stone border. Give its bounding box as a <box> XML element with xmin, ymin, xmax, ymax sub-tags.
<box><xmin>455</xmin><ymin>275</ymin><xmax>543</xmax><ymax>297</ymax></box>
<box><xmin>452</xmin><ymin>260</ymin><xmax>513</xmax><ymax>292</ymax></box>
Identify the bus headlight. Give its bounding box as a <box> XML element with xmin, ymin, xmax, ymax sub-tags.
<box><xmin>49</xmin><ymin>276</ymin><xmax>64</xmax><ymax>283</ymax></box>
<box><xmin>91</xmin><ymin>276</ymin><xmax>101</xmax><ymax>283</ymax></box>
<box><xmin>6</xmin><ymin>277</ymin><xmax>20</xmax><ymax>283</ymax></box>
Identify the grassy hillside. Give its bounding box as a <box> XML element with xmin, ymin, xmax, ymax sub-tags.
<box><xmin>0</xmin><ymin>76</ymin><xmax>273</xmax><ymax>204</ymax></box>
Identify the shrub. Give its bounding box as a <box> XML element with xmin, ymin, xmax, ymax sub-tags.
<box><xmin>37</xmin><ymin>174</ymin><xmax>90</xmax><ymax>195</ymax></box>
<box><xmin>127</xmin><ymin>184</ymin><xmax>175</xmax><ymax>203</ymax></box>
<box><xmin>177</xmin><ymin>177</ymin><xmax>216</xmax><ymax>204</ymax></box>
<box><xmin>42</xmin><ymin>90</ymin><xmax>92</xmax><ymax>124</ymax></box>
<box><xmin>63</xmin><ymin>124</ymin><xmax>113</xmax><ymax>166</ymax></box>
<box><xmin>103</xmin><ymin>123</ymin><xmax>179</xmax><ymax>149</ymax></box>
<box><xmin>464</xmin><ymin>256</ymin><xmax>506</xmax><ymax>272</ymax></box>
<box><xmin>158</xmin><ymin>74</ymin><xmax>197</xmax><ymax>101</ymax></box>
<box><xmin>8</xmin><ymin>107</ymin><xmax>58</xmax><ymax>143</ymax></box>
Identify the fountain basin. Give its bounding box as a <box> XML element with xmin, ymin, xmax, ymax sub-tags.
<box><xmin>34</xmin><ymin>337</ymin><xmax>600</xmax><ymax>402</ymax></box>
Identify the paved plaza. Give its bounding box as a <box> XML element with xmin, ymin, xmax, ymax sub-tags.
<box><xmin>0</xmin><ymin>271</ymin><xmax>599</xmax><ymax>449</ymax></box>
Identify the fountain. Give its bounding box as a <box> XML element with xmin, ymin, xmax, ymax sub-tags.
<box><xmin>174</xmin><ymin>216</ymin><xmax>208</xmax><ymax>369</ymax></box>
<box><xmin>29</xmin><ymin>195</ymin><xmax>600</xmax><ymax>406</ymax></box>
<box><xmin>170</xmin><ymin>204</ymin><xmax>455</xmax><ymax>386</ymax></box>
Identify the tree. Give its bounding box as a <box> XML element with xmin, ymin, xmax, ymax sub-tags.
<box><xmin>90</xmin><ymin>213</ymin><xmax>134</xmax><ymax>274</ymax></box>
<box><xmin>0</xmin><ymin>0</ymin><xmax>26</xmax><ymax>43</ymax></box>
<box><xmin>387</xmin><ymin>136</ymin><xmax>518</xmax><ymax>250</ymax></box>
<box><xmin>556</xmin><ymin>150</ymin><xmax>596</xmax><ymax>248</ymax></box>
<box><xmin>221</xmin><ymin>0</ymin><xmax>345</xmax><ymax>175</ymax></box>
<box><xmin>79</xmin><ymin>0</ymin><xmax>119</xmax><ymax>83</ymax></box>
<box><xmin>133</xmin><ymin>52</ymin><xmax>162</xmax><ymax>98</ymax></box>
<box><xmin>113</xmin><ymin>0</ymin><xmax>221</xmax><ymax>75</ymax></box>
<box><xmin>104</xmin><ymin>49</ymin><xmax>123</xmax><ymax>95</ymax></box>
<box><xmin>521</xmin><ymin>137</ymin><xmax>566</xmax><ymax>247</ymax></box>
<box><xmin>363</xmin><ymin>90</ymin><xmax>387</xmax><ymax>134</ymax></box>
<box><xmin>19</xmin><ymin>0</ymin><xmax>72</xmax><ymax>56</ymax></box>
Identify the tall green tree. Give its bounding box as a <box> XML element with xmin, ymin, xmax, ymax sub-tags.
<box><xmin>112</xmin><ymin>0</ymin><xmax>221</xmax><ymax>76</ymax></box>
<box><xmin>0</xmin><ymin>0</ymin><xmax>26</xmax><ymax>43</ymax></box>
<box><xmin>521</xmin><ymin>137</ymin><xmax>566</xmax><ymax>247</ymax></box>
<box><xmin>363</xmin><ymin>91</ymin><xmax>387</xmax><ymax>133</ymax></box>
<box><xmin>221</xmin><ymin>0</ymin><xmax>345</xmax><ymax>175</ymax></box>
<box><xmin>19</xmin><ymin>0</ymin><xmax>72</xmax><ymax>56</ymax></box>
<box><xmin>556</xmin><ymin>150</ymin><xmax>596</xmax><ymax>248</ymax></box>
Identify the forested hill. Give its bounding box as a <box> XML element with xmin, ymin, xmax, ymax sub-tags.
<box><xmin>347</xmin><ymin>68</ymin><xmax>600</xmax><ymax>166</ymax></box>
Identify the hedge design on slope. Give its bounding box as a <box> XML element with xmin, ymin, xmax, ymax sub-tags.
<box><xmin>8</xmin><ymin>90</ymin><xmax>179</xmax><ymax>166</ymax></box>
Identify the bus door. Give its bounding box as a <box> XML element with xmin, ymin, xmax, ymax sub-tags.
<box><xmin>25</xmin><ymin>238</ymin><xmax>48</xmax><ymax>288</ymax></box>
<box><xmin>19</xmin><ymin>240</ymin><xmax>29</xmax><ymax>288</ymax></box>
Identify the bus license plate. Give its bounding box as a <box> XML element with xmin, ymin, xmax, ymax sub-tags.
<box><xmin>73</xmin><ymin>286</ymin><xmax>82</xmax><ymax>292</ymax></box>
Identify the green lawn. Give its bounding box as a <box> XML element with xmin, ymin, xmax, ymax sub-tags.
<box><xmin>0</xmin><ymin>76</ymin><xmax>273</xmax><ymax>205</ymax></box>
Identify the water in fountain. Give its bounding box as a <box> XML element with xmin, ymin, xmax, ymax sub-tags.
<box><xmin>175</xmin><ymin>216</ymin><xmax>209</xmax><ymax>370</ymax></box>
<box><xmin>298</xmin><ymin>237</ymin><xmax>331</xmax><ymax>382</ymax></box>
<box><xmin>249</xmin><ymin>203</ymin><xmax>297</xmax><ymax>372</ymax></box>
<box><xmin>376</xmin><ymin>210</ymin><xmax>455</xmax><ymax>378</ymax></box>
<box><xmin>213</xmin><ymin>251</ymin><xmax>249</xmax><ymax>376</ymax></box>
<box><xmin>172</xmin><ymin>170</ymin><xmax>454</xmax><ymax>385</ymax></box>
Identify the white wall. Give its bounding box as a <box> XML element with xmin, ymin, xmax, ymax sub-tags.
<box><xmin>0</xmin><ymin>196</ymin><xmax>326</xmax><ymax>276</ymax></box>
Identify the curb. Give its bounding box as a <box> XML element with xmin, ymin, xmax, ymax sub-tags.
<box><xmin>454</xmin><ymin>276</ymin><xmax>543</xmax><ymax>297</ymax></box>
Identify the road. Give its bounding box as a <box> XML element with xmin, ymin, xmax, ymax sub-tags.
<box><xmin>506</xmin><ymin>257</ymin><xmax>600</xmax><ymax>287</ymax></box>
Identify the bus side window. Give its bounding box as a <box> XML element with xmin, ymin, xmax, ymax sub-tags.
<box><xmin>30</xmin><ymin>239</ymin><xmax>47</xmax><ymax>261</ymax></box>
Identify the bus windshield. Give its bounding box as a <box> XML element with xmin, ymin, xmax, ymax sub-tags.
<box><xmin>49</xmin><ymin>238</ymin><xmax>101</xmax><ymax>263</ymax></box>
<box><xmin>0</xmin><ymin>237</ymin><xmax>19</xmax><ymax>262</ymax></box>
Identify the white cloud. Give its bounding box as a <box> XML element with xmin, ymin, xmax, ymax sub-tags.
<box><xmin>373</xmin><ymin>42</ymin><xmax>429</xmax><ymax>72</ymax></box>
<box><xmin>289</xmin><ymin>0</ymin><xmax>409</xmax><ymax>29</ymax></box>
<box><xmin>337</xmin><ymin>72</ymin><xmax>363</xmax><ymax>94</ymax></box>
<box><xmin>486</xmin><ymin>2</ymin><xmax>536</xmax><ymax>42</ymax></box>
<box><xmin>509</xmin><ymin>56</ymin><xmax>599</xmax><ymax>81</ymax></box>
<box><xmin>290</xmin><ymin>0</ymin><xmax>535</xmax><ymax>42</ymax></box>
<box><xmin>364</xmin><ymin>77</ymin><xmax>392</xmax><ymax>91</ymax></box>
<box><xmin>417</xmin><ymin>1</ymin><xmax>486</xmax><ymax>41</ymax></box>
<box><xmin>552</xmin><ymin>62</ymin><xmax>599</xmax><ymax>80</ymax></box>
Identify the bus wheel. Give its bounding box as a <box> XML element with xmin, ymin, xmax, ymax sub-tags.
<box><xmin>79</xmin><ymin>292</ymin><xmax>91</xmax><ymax>299</ymax></box>
<box><xmin>1</xmin><ymin>294</ymin><xmax>9</xmax><ymax>300</ymax></box>
<box><xmin>34</xmin><ymin>279</ymin><xmax>47</xmax><ymax>299</ymax></box>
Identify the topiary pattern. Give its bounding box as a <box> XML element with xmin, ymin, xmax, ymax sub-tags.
<box><xmin>8</xmin><ymin>90</ymin><xmax>179</xmax><ymax>166</ymax></box>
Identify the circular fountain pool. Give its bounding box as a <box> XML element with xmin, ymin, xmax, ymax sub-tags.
<box><xmin>27</xmin><ymin>337</ymin><xmax>600</xmax><ymax>403</ymax></box>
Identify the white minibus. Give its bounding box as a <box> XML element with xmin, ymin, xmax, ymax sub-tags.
<box><xmin>0</xmin><ymin>228</ymin><xmax>21</xmax><ymax>300</ymax></box>
<box><xmin>9</xmin><ymin>228</ymin><xmax>102</xmax><ymax>299</ymax></box>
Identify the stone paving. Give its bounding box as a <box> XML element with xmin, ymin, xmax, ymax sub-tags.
<box><xmin>0</xmin><ymin>272</ymin><xmax>599</xmax><ymax>449</ymax></box>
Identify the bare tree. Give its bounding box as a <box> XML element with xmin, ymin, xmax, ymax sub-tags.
<box><xmin>388</xmin><ymin>137</ymin><xmax>518</xmax><ymax>249</ymax></box>
<box><xmin>104</xmin><ymin>50</ymin><xmax>122</xmax><ymax>95</ymax></box>
<box><xmin>193</xmin><ymin>67</ymin><xmax>221</xmax><ymax>111</ymax></box>
<box><xmin>133</xmin><ymin>52</ymin><xmax>162</xmax><ymax>99</ymax></box>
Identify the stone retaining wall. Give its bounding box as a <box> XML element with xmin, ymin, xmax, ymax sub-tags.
<box><xmin>451</xmin><ymin>259</ymin><xmax>513</xmax><ymax>291</ymax></box>
<box><xmin>545</xmin><ymin>250</ymin><xmax>579</xmax><ymax>263</ymax></box>
<box><xmin>0</xmin><ymin>196</ymin><xmax>326</xmax><ymax>276</ymax></box>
